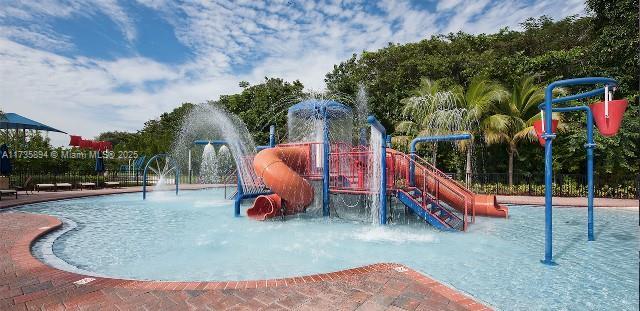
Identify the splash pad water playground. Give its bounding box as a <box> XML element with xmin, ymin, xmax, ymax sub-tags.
<box><xmin>187</xmin><ymin>77</ymin><xmax>629</xmax><ymax>258</ymax></box>
<box><xmin>193</xmin><ymin>98</ymin><xmax>508</xmax><ymax>233</ymax></box>
<box><xmin>17</xmin><ymin>77</ymin><xmax>636</xmax><ymax>310</ymax></box>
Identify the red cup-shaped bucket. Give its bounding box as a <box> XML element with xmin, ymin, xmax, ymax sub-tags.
<box><xmin>69</xmin><ymin>135</ymin><xmax>82</xmax><ymax>146</ymax></box>
<box><xmin>533</xmin><ymin>119</ymin><xmax>559</xmax><ymax>146</ymax></box>
<box><xmin>589</xmin><ymin>99</ymin><xmax>628</xmax><ymax>137</ymax></box>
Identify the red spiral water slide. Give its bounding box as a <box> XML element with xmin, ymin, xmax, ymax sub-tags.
<box><xmin>247</xmin><ymin>146</ymin><xmax>314</xmax><ymax>220</ymax></box>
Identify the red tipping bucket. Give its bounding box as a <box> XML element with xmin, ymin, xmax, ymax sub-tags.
<box><xmin>533</xmin><ymin>119</ymin><xmax>559</xmax><ymax>146</ymax></box>
<box><xmin>589</xmin><ymin>99</ymin><xmax>628</xmax><ymax>137</ymax></box>
<box><xmin>69</xmin><ymin>135</ymin><xmax>82</xmax><ymax>146</ymax></box>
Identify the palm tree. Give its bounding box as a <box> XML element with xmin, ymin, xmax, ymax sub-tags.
<box><xmin>395</xmin><ymin>78</ymin><xmax>455</xmax><ymax>165</ymax></box>
<box><xmin>482</xmin><ymin>75</ymin><xmax>557</xmax><ymax>186</ymax></box>
<box><xmin>454</xmin><ymin>77</ymin><xmax>508</xmax><ymax>185</ymax></box>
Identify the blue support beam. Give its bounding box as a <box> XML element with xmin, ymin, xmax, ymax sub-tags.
<box><xmin>322</xmin><ymin>107</ymin><xmax>330</xmax><ymax>217</ymax></box>
<box><xmin>193</xmin><ymin>140</ymin><xmax>227</xmax><ymax>145</ymax></box>
<box><xmin>367</xmin><ymin>116</ymin><xmax>387</xmax><ymax>225</ymax></box>
<box><xmin>408</xmin><ymin>134</ymin><xmax>472</xmax><ymax>186</ymax></box>
<box><xmin>540</xmin><ymin>77</ymin><xmax>618</xmax><ymax>266</ymax></box>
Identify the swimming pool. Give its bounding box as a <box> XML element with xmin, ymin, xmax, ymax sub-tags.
<box><xmin>17</xmin><ymin>189</ymin><xmax>639</xmax><ymax>310</ymax></box>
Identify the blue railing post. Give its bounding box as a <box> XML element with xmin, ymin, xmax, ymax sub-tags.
<box><xmin>367</xmin><ymin>116</ymin><xmax>387</xmax><ymax>225</ymax></box>
<box><xmin>234</xmin><ymin>169</ymin><xmax>244</xmax><ymax>217</ymax></box>
<box><xmin>322</xmin><ymin>107</ymin><xmax>330</xmax><ymax>217</ymax></box>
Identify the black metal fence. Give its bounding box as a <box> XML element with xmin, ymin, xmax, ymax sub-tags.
<box><xmin>458</xmin><ymin>173</ymin><xmax>640</xmax><ymax>199</ymax></box>
<box><xmin>7</xmin><ymin>169</ymin><xmax>194</xmax><ymax>190</ymax></box>
<box><xmin>5</xmin><ymin>168</ymin><xmax>639</xmax><ymax>199</ymax></box>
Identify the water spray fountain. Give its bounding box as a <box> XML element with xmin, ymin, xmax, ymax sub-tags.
<box><xmin>173</xmin><ymin>87</ymin><xmax>510</xmax><ymax>232</ymax></box>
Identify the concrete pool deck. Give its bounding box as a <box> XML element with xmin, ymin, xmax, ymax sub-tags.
<box><xmin>1</xmin><ymin>185</ymin><xmax>636</xmax><ymax>210</ymax></box>
<box><xmin>0</xmin><ymin>186</ymin><xmax>492</xmax><ymax>310</ymax></box>
<box><xmin>497</xmin><ymin>195</ymin><xmax>638</xmax><ymax>208</ymax></box>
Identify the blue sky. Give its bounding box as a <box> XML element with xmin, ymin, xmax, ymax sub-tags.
<box><xmin>0</xmin><ymin>0</ymin><xmax>585</xmax><ymax>146</ymax></box>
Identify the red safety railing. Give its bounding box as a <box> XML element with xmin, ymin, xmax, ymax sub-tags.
<box><xmin>329</xmin><ymin>147</ymin><xmax>376</xmax><ymax>194</ymax></box>
<box><xmin>411</xmin><ymin>154</ymin><xmax>474</xmax><ymax>195</ymax></box>
<box><xmin>387</xmin><ymin>151</ymin><xmax>473</xmax><ymax>231</ymax></box>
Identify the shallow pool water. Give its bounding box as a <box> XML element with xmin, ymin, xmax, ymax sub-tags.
<box><xmin>17</xmin><ymin>189</ymin><xmax>639</xmax><ymax>310</ymax></box>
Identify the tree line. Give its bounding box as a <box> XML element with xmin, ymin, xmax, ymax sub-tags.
<box><xmin>8</xmin><ymin>0</ymin><xmax>638</xmax><ymax>181</ymax></box>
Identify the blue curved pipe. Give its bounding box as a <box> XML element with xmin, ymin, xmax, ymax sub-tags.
<box><xmin>367</xmin><ymin>116</ymin><xmax>387</xmax><ymax>225</ymax></box>
<box><xmin>409</xmin><ymin>134</ymin><xmax>472</xmax><ymax>186</ymax></box>
<box><xmin>142</xmin><ymin>154</ymin><xmax>179</xmax><ymax>200</ymax></box>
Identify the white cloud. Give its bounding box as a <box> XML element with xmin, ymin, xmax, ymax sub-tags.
<box><xmin>0</xmin><ymin>0</ymin><xmax>587</xmax><ymax>147</ymax></box>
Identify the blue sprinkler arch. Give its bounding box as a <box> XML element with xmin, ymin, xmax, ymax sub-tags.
<box><xmin>539</xmin><ymin>77</ymin><xmax>619</xmax><ymax>266</ymax></box>
<box><xmin>142</xmin><ymin>154</ymin><xmax>180</xmax><ymax>200</ymax></box>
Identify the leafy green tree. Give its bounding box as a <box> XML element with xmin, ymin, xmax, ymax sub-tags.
<box><xmin>395</xmin><ymin>78</ymin><xmax>452</xmax><ymax>164</ymax></box>
<box><xmin>455</xmin><ymin>77</ymin><xmax>507</xmax><ymax>184</ymax></box>
<box><xmin>482</xmin><ymin>76</ymin><xmax>560</xmax><ymax>185</ymax></box>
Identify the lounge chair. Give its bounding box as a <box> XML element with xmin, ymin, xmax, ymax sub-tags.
<box><xmin>104</xmin><ymin>181</ymin><xmax>120</xmax><ymax>188</ymax></box>
<box><xmin>0</xmin><ymin>189</ymin><xmax>17</xmax><ymax>200</ymax></box>
<box><xmin>36</xmin><ymin>184</ymin><xmax>56</xmax><ymax>192</ymax></box>
<box><xmin>55</xmin><ymin>183</ymin><xmax>72</xmax><ymax>191</ymax></box>
<box><xmin>79</xmin><ymin>182</ymin><xmax>96</xmax><ymax>190</ymax></box>
<box><xmin>13</xmin><ymin>176</ymin><xmax>33</xmax><ymax>194</ymax></box>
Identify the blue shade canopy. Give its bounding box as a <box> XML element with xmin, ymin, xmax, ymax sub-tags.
<box><xmin>0</xmin><ymin>113</ymin><xmax>66</xmax><ymax>133</ymax></box>
<box><xmin>288</xmin><ymin>100</ymin><xmax>352</xmax><ymax>119</ymax></box>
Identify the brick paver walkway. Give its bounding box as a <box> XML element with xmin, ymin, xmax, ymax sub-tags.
<box><xmin>0</xmin><ymin>191</ymin><xmax>491</xmax><ymax>310</ymax></box>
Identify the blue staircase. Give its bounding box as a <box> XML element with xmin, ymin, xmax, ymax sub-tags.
<box><xmin>396</xmin><ymin>188</ymin><xmax>464</xmax><ymax>231</ymax></box>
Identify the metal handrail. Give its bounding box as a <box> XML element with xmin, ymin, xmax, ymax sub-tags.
<box><xmin>390</xmin><ymin>151</ymin><xmax>471</xmax><ymax>230</ymax></box>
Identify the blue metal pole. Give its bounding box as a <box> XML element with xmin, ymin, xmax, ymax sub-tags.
<box><xmin>550</xmin><ymin>106</ymin><xmax>596</xmax><ymax>241</ymax></box>
<box><xmin>269</xmin><ymin>125</ymin><xmax>276</xmax><ymax>147</ymax></box>
<box><xmin>409</xmin><ymin>134</ymin><xmax>472</xmax><ymax>187</ymax></box>
<box><xmin>175</xmin><ymin>163</ymin><xmax>179</xmax><ymax>196</ymax></box>
<box><xmin>386</xmin><ymin>135</ymin><xmax>392</xmax><ymax>148</ymax></box>
<box><xmin>234</xmin><ymin>169</ymin><xmax>243</xmax><ymax>217</ymax></box>
<box><xmin>542</xmin><ymin>84</ymin><xmax>556</xmax><ymax>266</ymax></box>
<box><xmin>367</xmin><ymin>116</ymin><xmax>387</xmax><ymax>225</ymax></box>
<box><xmin>142</xmin><ymin>169</ymin><xmax>147</xmax><ymax>200</ymax></box>
<box><xmin>322</xmin><ymin>107</ymin><xmax>330</xmax><ymax>217</ymax></box>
